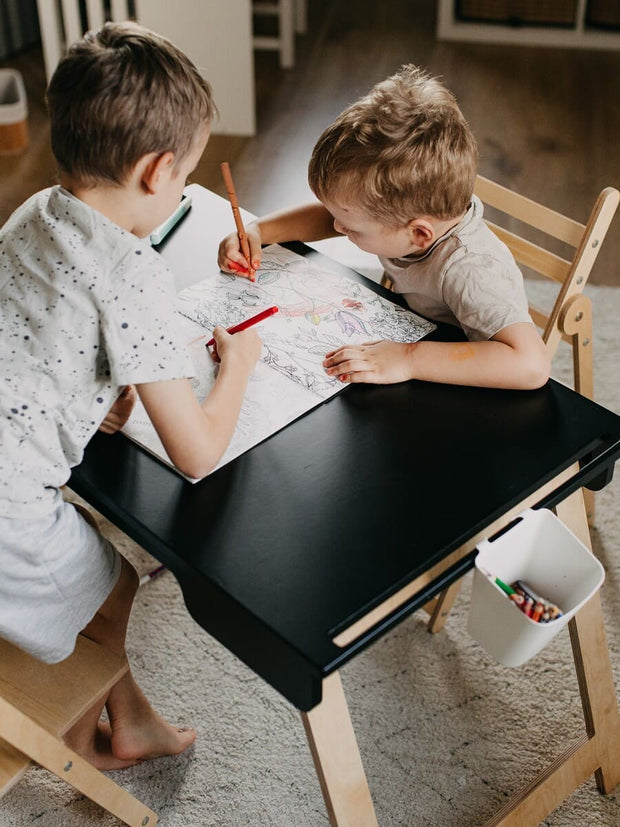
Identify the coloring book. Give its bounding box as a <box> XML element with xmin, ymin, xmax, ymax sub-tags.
<box><xmin>122</xmin><ymin>244</ymin><xmax>436</xmax><ymax>480</ymax></box>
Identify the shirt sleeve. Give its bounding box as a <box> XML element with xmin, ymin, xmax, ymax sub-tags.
<box><xmin>441</xmin><ymin>251</ymin><xmax>533</xmax><ymax>341</ymax></box>
<box><xmin>99</xmin><ymin>244</ymin><xmax>194</xmax><ymax>386</ymax></box>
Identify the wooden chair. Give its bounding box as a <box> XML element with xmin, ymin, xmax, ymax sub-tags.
<box><xmin>382</xmin><ymin>176</ymin><xmax>619</xmax><ymax>634</ymax></box>
<box><xmin>0</xmin><ymin>635</ymin><xmax>158</xmax><ymax>826</ymax></box>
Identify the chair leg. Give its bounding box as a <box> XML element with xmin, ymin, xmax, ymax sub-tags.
<box><xmin>424</xmin><ymin>579</ymin><xmax>463</xmax><ymax>634</ymax></box>
<box><xmin>278</xmin><ymin>0</ymin><xmax>295</xmax><ymax>67</ymax></box>
<box><xmin>253</xmin><ymin>0</ymin><xmax>295</xmax><ymax>68</ymax></box>
<box><xmin>294</xmin><ymin>0</ymin><xmax>307</xmax><ymax>33</ymax></box>
<box><xmin>0</xmin><ymin>697</ymin><xmax>157</xmax><ymax>826</ymax></box>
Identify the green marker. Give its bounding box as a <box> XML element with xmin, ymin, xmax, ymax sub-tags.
<box><xmin>479</xmin><ymin>567</ymin><xmax>515</xmax><ymax>595</ymax></box>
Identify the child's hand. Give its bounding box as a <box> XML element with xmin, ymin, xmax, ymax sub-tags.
<box><xmin>99</xmin><ymin>385</ymin><xmax>137</xmax><ymax>433</ymax></box>
<box><xmin>217</xmin><ymin>224</ymin><xmax>262</xmax><ymax>281</ymax></box>
<box><xmin>210</xmin><ymin>326</ymin><xmax>262</xmax><ymax>373</ymax></box>
<box><xmin>323</xmin><ymin>341</ymin><xmax>415</xmax><ymax>385</ymax></box>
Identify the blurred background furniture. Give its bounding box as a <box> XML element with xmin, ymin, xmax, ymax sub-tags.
<box><xmin>35</xmin><ymin>0</ymin><xmax>256</xmax><ymax>135</ymax></box>
<box><xmin>0</xmin><ymin>0</ymin><xmax>39</xmax><ymax>59</ymax></box>
<box><xmin>253</xmin><ymin>0</ymin><xmax>307</xmax><ymax>68</ymax></box>
<box><xmin>437</xmin><ymin>0</ymin><xmax>620</xmax><ymax>49</ymax></box>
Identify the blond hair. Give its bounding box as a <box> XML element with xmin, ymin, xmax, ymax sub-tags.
<box><xmin>308</xmin><ymin>65</ymin><xmax>478</xmax><ymax>225</ymax></box>
<box><xmin>46</xmin><ymin>21</ymin><xmax>216</xmax><ymax>187</ymax></box>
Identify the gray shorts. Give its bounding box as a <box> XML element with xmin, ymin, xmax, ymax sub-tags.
<box><xmin>0</xmin><ymin>500</ymin><xmax>121</xmax><ymax>663</ymax></box>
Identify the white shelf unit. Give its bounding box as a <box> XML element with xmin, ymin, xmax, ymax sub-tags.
<box><xmin>436</xmin><ymin>0</ymin><xmax>620</xmax><ymax>50</ymax></box>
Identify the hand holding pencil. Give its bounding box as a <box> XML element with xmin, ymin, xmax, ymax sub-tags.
<box><xmin>207</xmin><ymin>306</ymin><xmax>278</xmax><ymax>365</ymax></box>
<box><xmin>206</xmin><ymin>306</ymin><xmax>279</xmax><ymax>348</ymax></box>
<box><xmin>208</xmin><ymin>322</ymin><xmax>263</xmax><ymax>370</ymax></box>
<box><xmin>220</xmin><ymin>162</ymin><xmax>260</xmax><ymax>281</ymax></box>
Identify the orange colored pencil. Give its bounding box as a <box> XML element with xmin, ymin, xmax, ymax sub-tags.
<box><xmin>220</xmin><ymin>161</ymin><xmax>254</xmax><ymax>280</ymax></box>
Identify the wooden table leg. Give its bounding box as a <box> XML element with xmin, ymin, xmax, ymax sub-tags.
<box><xmin>301</xmin><ymin>672</ymin><xmax>378</xmax><ymax>827</ymax></box>
<box><xmin>483</xmin><ymin>488</ymin><xmax>620</xmax><ymax>825</ymax></box>
<box><xmin>556</xmin><ymin>491</ymin><xmax>620</xmax><ymax>794</ymax></box>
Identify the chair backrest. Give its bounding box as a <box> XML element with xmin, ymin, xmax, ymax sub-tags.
<box><xmin>473</xmin><ymin>176</ymin><xmax>619</xmax><ymax>365</ymax></box>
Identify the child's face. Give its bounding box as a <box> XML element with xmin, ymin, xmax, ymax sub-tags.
<box><xmin>322</xmin><ymin>198</ymin><xmax>421</xmax><ymax>258</ymax></box>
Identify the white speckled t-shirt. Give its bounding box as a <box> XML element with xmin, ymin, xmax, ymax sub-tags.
<box><xmin>0</xmin><ymin>186</ymin><xmax>192</xmax><ymax>517</ymax></box>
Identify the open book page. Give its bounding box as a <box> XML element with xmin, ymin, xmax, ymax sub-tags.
<box><xmin>122</xmin><ymin>244</ymin><xmax>436</xmax><ymax>480</ymax></box>
<box><xmin>122</xmin><ymin>314</ymin><xmax>321</xmax><ymax>481</ymax></box>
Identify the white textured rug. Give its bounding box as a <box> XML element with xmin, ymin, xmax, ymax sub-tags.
<box><xmin>3</xmin><ymin>280</ymin><xmax>619</xmax><ymax>827</ymax></box>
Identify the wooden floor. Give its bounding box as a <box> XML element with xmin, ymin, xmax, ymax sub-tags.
<box><xmin>1</xmin><ymin>0</ymin><xmax>619</xmax><ymax>284</ymax></box>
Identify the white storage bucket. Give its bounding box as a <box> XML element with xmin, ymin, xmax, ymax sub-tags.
<box><xmin>467</xmin><ymin>508</ymin><xmax>604</xmax><ymax>667</ymax></box>
<box><xmin>0</xmin><ymin>69</ymin><xmax>28</xmax><ymax>154</ymax></box>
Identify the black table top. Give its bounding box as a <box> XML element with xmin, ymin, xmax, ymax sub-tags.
<box><xmin>71</xmin><ymin>375</ymin><xmax>620</xmax><ymax>711</ymax></box>
<box><xmin>71</xmin><ymin>188</ymin><xmax>620</xmax><ymax>711</ymax></box>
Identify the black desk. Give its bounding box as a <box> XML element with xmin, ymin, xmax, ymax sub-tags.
<box><xmin>71</xmin><ymin>186</ymin><xmax>620</xmax><ymax>826</ymax></box>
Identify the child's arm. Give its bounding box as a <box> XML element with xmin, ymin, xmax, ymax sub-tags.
<box><xmin>99</xmin><ymin>385</ymin><xmax>137</xmax><ymax>434</ymax></box>
<box><xmin>323</xmin><ymin>322</ymin><xmax>551</xmax><ymax>391</ymax></box>
<box><xmin>136</xmin><ymin>326</ymin><xmax>262</xmax><ymax>479</ymax></box>
<box><xmin>218</xmin><ymin>203</ymin><xmax>338</xmax><ymax>277</ymax></box>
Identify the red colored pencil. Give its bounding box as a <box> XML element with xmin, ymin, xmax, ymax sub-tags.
<box><xmin>206</xmin><ymin>305</ymin><xmax>279</xmax><ymax>347</ymax></box>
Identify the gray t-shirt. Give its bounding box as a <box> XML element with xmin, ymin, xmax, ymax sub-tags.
<box><xmin>379</xmin><ymin>195</ymin><xmax>532</xmax><ymax>340</ymax></box>
<box><xmin>0</xmin><ymin>186</ymin><xmax>191</xmax><ymax>517</ymax></box>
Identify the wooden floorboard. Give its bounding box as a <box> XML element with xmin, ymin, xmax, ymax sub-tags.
<box><xmin>1</xmin><ymin>0</ymin><xmax>618</xmax><ymax>284</ymax></box>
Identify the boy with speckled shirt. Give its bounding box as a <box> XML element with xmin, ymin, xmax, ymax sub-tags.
<box><xmin>0</xmin><ymin>22</ymin><xmax>260</xmax><ymax>769</ymax></box>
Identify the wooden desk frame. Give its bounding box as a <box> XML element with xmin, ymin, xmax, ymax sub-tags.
<box><xmin>299</xmin><ymin>476</ymin><xmax>620</xmax><ymax>826</ymax></box>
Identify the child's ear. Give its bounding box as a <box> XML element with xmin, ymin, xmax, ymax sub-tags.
<box><xmin>140</xmin><ymin>151</ymin><xmax>175</xmax><ymax>195</ymax></box>
<box><xmin>407</xmin><ymin>218</ymin><xmax>435</xmax><ymax>250</ymax></box>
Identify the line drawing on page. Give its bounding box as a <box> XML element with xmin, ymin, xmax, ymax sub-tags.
<box><xmin>123</xmin><ymin>244</ymin><xmax>436</xmax><ymax>480</ymax></box>
<box><xmin>177</xmin><ymin>245</ymin><xmax>435</xmax><ymax>400</ymax></box>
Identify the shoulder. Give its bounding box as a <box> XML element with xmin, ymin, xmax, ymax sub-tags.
<box><xmin>442</xmin><ymin>203</ymin><xmax>520</xmax><ymax>281</ymax></box>
<box><xmin>0</xmin><ymin>187</ymin><xmax>56</xmax><ymax>238</ymax></box>
<box><xmin>111</xmin><ymin>235</ymin><xmax>173</xmax><ymax>288</ymax></box>
<box><xmin>54</xmin><ymin>191</ymin><xmax>173</xmax><ymax>289</ymax></box>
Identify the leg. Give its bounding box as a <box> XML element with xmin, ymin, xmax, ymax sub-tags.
<box><xmin>64</xmin><ymin>553</ymin><xmax>195</xmax><ymax>768</ymax></box>
<box><xmin>301</xmin><ymin>672</ymin><xmax>377</xmax><ymax>827</ymax></box>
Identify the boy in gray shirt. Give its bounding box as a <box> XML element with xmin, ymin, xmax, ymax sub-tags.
<box><xmin>218</xmin><ymin>64</ymin><xmax>550</xmax><ymax>390</ymax></box>
<box><xmin>0</xmin><ymin>23</ymin><xmax>261</xmax><ymax>769</ymax></box>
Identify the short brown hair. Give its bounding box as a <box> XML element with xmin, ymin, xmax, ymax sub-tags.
<box><xmin>308</xmin><ymin>65</ymin><xmax>478</xmax><ymax>225</ymax></box>
<box><xmin>46</xmin><ymin>21</ymin><xmax>216</xmax><ymax>187</ymax></box>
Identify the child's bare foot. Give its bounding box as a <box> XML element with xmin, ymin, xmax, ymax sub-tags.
<box><xmin>107</xmin><ymin>674</ymin><xmax>196</xmax><ymax>762</ymax></box>
<box><xmin>64</xmin><ymin>721</ymin><xmax>140</xmax><ymax>771</ymax></box>
<box><xmin>110</xmin><ymin>714</ymin><xmax>196</xmax><ymax>763</ymax></box>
